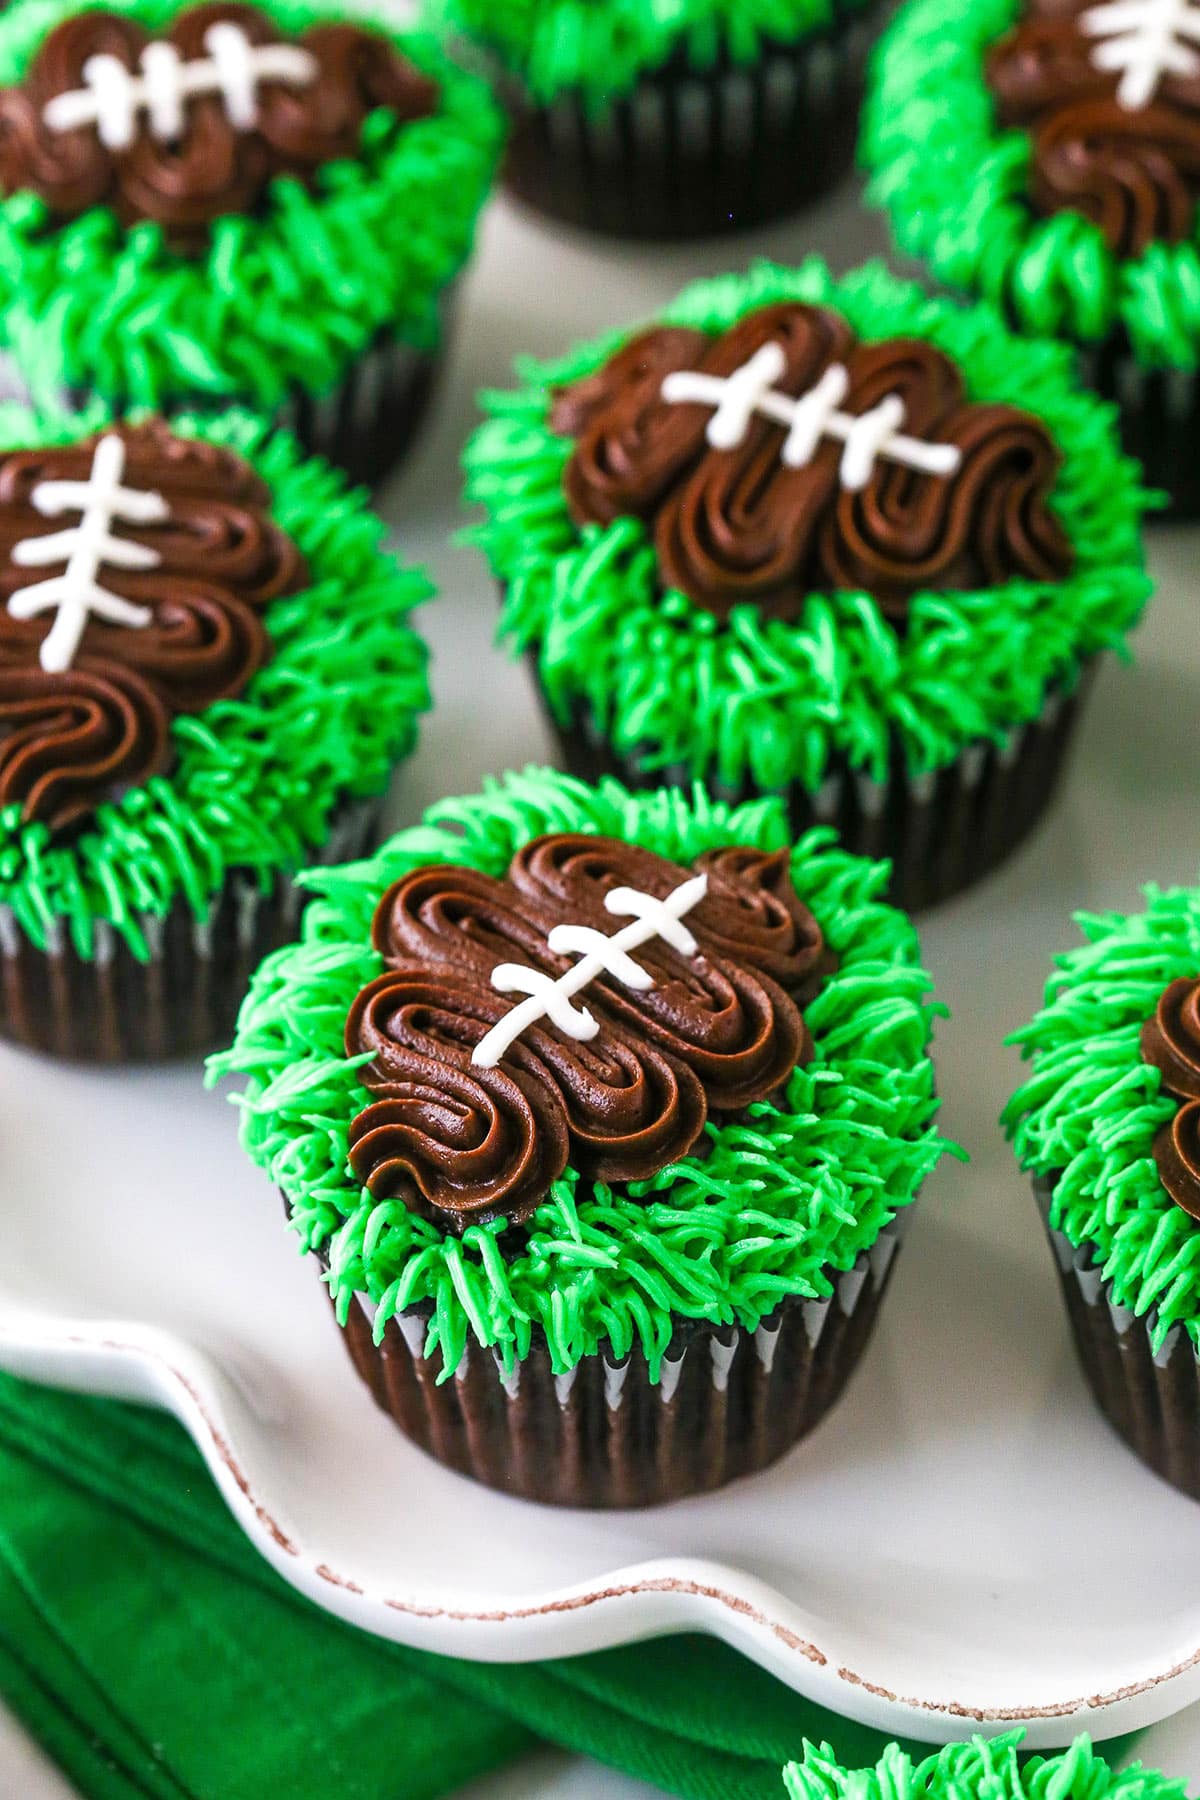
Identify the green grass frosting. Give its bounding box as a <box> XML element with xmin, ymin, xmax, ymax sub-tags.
<box><xmin>0</xmin><ymin>402</ymin><xmax>431</xmax><ymax>961</ymax></box>
<box><xmin>211</xmin><ymin>766</ymin><xmax>951</xmax><ymax>1381</ymax></box>
<box><xmin>783</xmin><ymin>1732</ymin><xmax>1186</xmax><ymax>1800</ymax></box>
<box><xmin>464</xmin><ymin>257</ymin><xmax>1150</xmax><ymax>799</ymax></box>
<box><xmin>1004</xmin><ymin>882</ymin><xmax>1200</xmax><ymax>1352</ymax></box>
<box><xmin>0</xmin><ymin>0</ymin><xmax>503</xmax><ymax>411</ymax></box>
<box><xmin>425</xmin><ymin>0</ymin><xmax>865</xmax><ymax>108</ymax></box>
<box><xmin>862</xmin><ymin>0</ymin><xmax>1200</xmax><ymax>366</ymax></box>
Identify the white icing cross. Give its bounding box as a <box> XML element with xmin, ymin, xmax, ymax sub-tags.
<box><xmin>42</xmin><ymin>22</ymin><xmax>318</xmax><ymax>151</ymax></box>
<box><xmin>471</xmin><ymin>873</ymin><xmax>709</xmax><ymax>1069</ymax></box>
<box><xmin>1080</xmin><ymin>0</ymin><xmax>1200</xmax><ymax>110</ymax></box>
<box><xmin>660</xmin><ymin>342</ymin><xmax>962</xmax><ymax>492</ymax></box>
<box><xmin>7</xmin><ymin>434</ymin><xmax>168</xmax><ymax>675</ymax></box>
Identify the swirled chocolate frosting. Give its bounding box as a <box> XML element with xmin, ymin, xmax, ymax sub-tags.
<box><xmin>344</xmin><ymin>835</ymin><xmax>836</xmax><ymax>1231</ymax></box>
<box><xmin>0</xmin><ymin>2</ymin><xmax>439</xmax><ymax>249</ymax></box>
<box><xmin>1142</xmin><ymin>976</ymin><xmax>1200</xmax><ymax>1217</ymax></box>
<box><xmin>0</xmin><ymin>416</ymin><xmax>305</xmax><ymax>830</ymax></box>
<box><xmin>987</xmin><ymin>0</ymin><xmax>1200</xmax><ymax>256</ymax></box>
<box><xmin>551</xmin><ymin>302</ymin><xmax>1073</xmax><ymax>623</ymax></box>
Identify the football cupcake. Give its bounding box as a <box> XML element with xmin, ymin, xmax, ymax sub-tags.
<box><xmin>1006</xmin><ymin>877</ymin><xmax>1200</xmax><ymax>1500</ymax></box>
<box><xmin>464</xmin><ymin>258</ymin><xmax>1150</xmax><ymax>913</ymax></box>
<box><xmin>427</xmin><ymin>0</ymin><xmax>881</xmax><ymax>239</ymax></box>
<box><xmin>0</xmin><ymin>406</ymin><xmax>429</xmax><ymax>1062</ymax></box>
<box><xmin>784</xmin><ymin>1732</ymin><xmax>1185</xmax><ymax>1800</ymax></box>
<box><xmin>864</xmin><ymin>0</ymin><xmax>1200</xmax><ymax>514</ymax></box>
<box><xmin>213</xmin><ymin>766</ymin><xmax>949</xmax><ymax>1509</ymax></box>
<box><xmin>0</xmin><ymin>0</ymin><xmax>503</xmax><ymax>485</ymax></box>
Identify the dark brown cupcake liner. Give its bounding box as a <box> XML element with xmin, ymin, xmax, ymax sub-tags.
<box><xmin>323</xmin><ymin>1204</ymin><xmax>913</xmax><ymax>1509</ymax></box>
<box><xmin>491</xmin><ymin>1</ymin><xmax>883</xmax><ymax>240</ymax></box>
<box><xmin>0</xmin><ymin>795</ymin><xmax>379</xmax><ymax>1064</ymax></box>
<box><xmin>529</xmin><ymin>659</ymin><xmax>1097</xmax><ymax>915</ymax></box>
<box><xmin>1074</xmin><ymin>339</ymin><xmax>1198</xmax><ymax>521</ymax></box>
<box><xmin>1035</xmin><ymin>1173</ymin><xmax>1200</xmax><ymax>1501</ymax></box>
<box><xmin>268</xmin><ymin>325</ymin><xmax>449</xmax><ymax>489</ymax></box>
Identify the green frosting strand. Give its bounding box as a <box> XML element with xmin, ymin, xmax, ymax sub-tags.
<box><xmin>1004</xmin><ymin>883</ymin><xmax>1200</xmax><ymax>1351</ymax></box>
<box><xmin>464</xmin><ymin>257</ymin><xmax>1150</xmax><ymax>796</ymax></box>
<box><xmin>783</xmin><ymin>1733</ymin><xmax>1186</xmax><ymax>1800</ymax></box>
<box><xmin>0</xmin><ymin>0</ymin><xmax>503</xmax><ymax>410</ymax></box>
<box><xmin>425</xmin><ymin>0</ymin><xmax>865</xmax><ymax>107</ymax></box>
<box><xmin>862</xmin><ymin>0</ymin><xmax>1200</xmax><ymax>366</ymax></box>
<box><xmin>210</xmin><ymin>766</ymin><xmax>952</xmax><ymax>1382</ymax></box>
<box><xmin>0</xmin><ymin>402</ymin><xmax>431</xmax><ymax>960</ymax></box>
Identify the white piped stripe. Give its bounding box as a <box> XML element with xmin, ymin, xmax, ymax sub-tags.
<box><xmin>7</xmin><ymin>434</ymin><xmax>168</xmax><ymax>674</ymax></box>
<box><xmin>685</xmin><ymin>341</ymin><xmax>784</xmax><ymax>450</ymax></box>
<box><xmin>472</xmin><ymin>873</ymin><xmax>708</xmax><ymax>1069</ymax></box>
<box><xmin>1080</xmin><ymin>0</ymin><xmax>1200</xmax><ymax>110</ymax></box>
<box><xmin>43</xmin><ymin>23</ymin><xmax>318</xmax><ymax>151</ymax></box>
<box><xmin>660</xmin><ymin>343</ymin><xmax>962</xmax><ymax>493</ymax></box>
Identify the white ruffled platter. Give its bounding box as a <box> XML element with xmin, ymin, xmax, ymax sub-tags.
<box><xmin>4</xmin><ymin>185</ymin><xmax>1200</xmax><ymax>1753</ymax></box>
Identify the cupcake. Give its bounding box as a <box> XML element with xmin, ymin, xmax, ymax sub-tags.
<box><xmin>0</xmin><ymin>0</ymin><xmax>503</xmax><ymax>487</ymax></box>
<box><xmin>784</xmin><ymin>1733</ymin><xmax>1184</xmax><ymax>1800</ymax></box>
<box><xmin>1005</xmin><ymin>879</ymin><xmax>1200</xmax><ymax>1500</ymax></box>
<box><xmin>0</xmin><ymin>406</ymin><xmax>430</xmax><ymax>1062</ymax></box>
<box><xmin>426</xmin><ymin>0</ymin><xmax>882</xmax><ymax>239</ymax></box>
<box><xmin>464</xmin><ymin>258</ymin><xmax>1150</xmax><ymax>914</ymax></box>
<box><xmin>212</xmin><ymin>765</ymin><xmax>949</xmax><ymax>1509</ymax></box>
<box><xmin>863</xmin><ymin>0</ymin><xmax>1200</xmax><ymax>515</ymax></box>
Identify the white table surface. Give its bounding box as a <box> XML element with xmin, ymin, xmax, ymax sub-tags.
<box><xmin>5</xmin><ymin>154</ymin><xmax>1200</xmax><ymax>1796</ymax></box>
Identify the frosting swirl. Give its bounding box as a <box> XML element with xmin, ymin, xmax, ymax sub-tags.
<box><xmin>0</xmin><ymin>3</ymin><xmax>439</xmax><ymax>249</ymax></box>
<box><xmin>0</xmin><ymin>658</ymin><xmax>170</xmax><ymax>833</ymax></box>
<box><xmin>507</xmin><ymin>834</ymin><xmax>831</xmax><ymax>993</ymax></box>
<box><xmin>1141</xmin><ymin>975</ymin><xmax>1200</xmax><ymax>1217</ymax></box>
<box><xmin>346</xmin><ymin>834</ymin><xmax>831</xmax><ymax>1230</ymax></box>
<box><xmin>346</xmin><ymin>969</ymin><xmax>573</xmax><ymax>1227</ymax></box>
<box><xmin>553</xmin><ymin>302</ymin><xmax>1073</xmax><ymax>623</ymax></box>
<box><xmin>0</xmin><ymin>417</ymin><xmax>305</xmax><ymax>831</ymax></box>
<box><xmin>986</xmin><ymin>0</ymin><xmax>1200</xmax><ymax>256</ymax></box>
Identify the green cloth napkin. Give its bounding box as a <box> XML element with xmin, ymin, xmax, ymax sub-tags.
<box><xmin>0</xmin><ymin>1374</ymin><xmax>1135</xmax><ymax>1800</ymax></box>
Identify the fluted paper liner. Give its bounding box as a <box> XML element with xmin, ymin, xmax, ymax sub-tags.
<box><xmin>532</xmin><ymin>664</ymin><xmax>1096</xmax><ymax>916</ymax></box>
<box><xmin>270</xmin><ymin>332</ymin><xmax>445</xmax><ymax>488</ymax></box>
<box><xmin>493</xmin><ymin>2</ymin><xmax>881</xmax><ymax>240</ymax></box>
<box><xmin>0</xmin><ymin>797</ymin><xmax>379</xmax><ymax>1063</ymax></box>
<box><xmin>1035</xmin><ymin>1174</ymin><xmax>1200</xmax><ymax>1501</ymax></box>
<box><xmin>1073</xmin><ymin>344</ymin><xmax>1198</xmax><ymax>522</ymax></box>
<box><xmin>325</xmin><ymin>1206</ymin><xmax>912</xmax><ymax>1509</ymax></box>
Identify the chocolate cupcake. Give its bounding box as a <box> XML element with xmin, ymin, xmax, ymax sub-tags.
<box><xmin>0</xmin><ymin>406</ymin><xmax>430</xmax><ymax>1062</ymax></box>
<box><xmin>864</xmin><ymin>0</ymin><xmax>1200</xmax><ymax>515</ymax></box>
<box><xmin>464</xmin><ymin>258</ymin><xmax>1151</xmax><ymax>913</ymax></box>
<box><xmin>0</xmin><ymin>0</ymin><xmax>503</xmax><ymax>486</ymax></box>
<box><xmin>784</xmin><ymin>1732</ymin><xmax>1185</xmax><ymax>1800</ymax></box>
<box><xmin>426</xmin><ymin>0</ymin><xmax>881</xmax><ymax>238</ymax></box>
<box><xmin>1005</xmin><ymin>879</ymin><xmax>1200</xmax><ymax>1500</ymax></box>
<box><xmin>213</xmin><ymin>766</ymin><xmax>949</xmax><ymax>1509</ymax></box>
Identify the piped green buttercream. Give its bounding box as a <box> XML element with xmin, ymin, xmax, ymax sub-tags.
<box><xmin>0</xmin><ymin>0</ymin><xmax>503</xmax><ymax>410</ymax></box>
<box><xmin>783</xmin><ymin>1732</ymin><xmax>1186</xmax><ymax>1800</ymax></box>
<box><xmin>1004</xmin><ymin>881</ymin><xmax>1200</xmax><ymax>1352</ymax></box>
<box><xmin>464</xmin><ymin>257</ymin><xmax>1150</xmax><ymax>798</ymax></box>
<box><xmin>425</xmin><ymin>0</ymin><xmax>864</xmax><ymax>108</ymax></box>
<box><xmin>862</xmin><ymin>0</ymin><xmax>1200</xmax><ymax>366</ymax></box>
<box><xmin>0</xmin><ymin>402</ymin><xmax>431</xmax><ymax>960</ymax></box>
<box><xmin>210</xmin><ymin>765</ymin><xmax>952</xmax><ymax>1382</ymax></box>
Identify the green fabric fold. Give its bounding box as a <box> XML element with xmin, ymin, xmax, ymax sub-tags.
<box><xmin>0</xmin><ymin>1375</ymin><xmax>1138</xmax><ymax>1800</ymax></box>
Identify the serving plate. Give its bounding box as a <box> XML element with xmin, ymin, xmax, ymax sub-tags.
<box><xmin>5</xmin><ymin>188</ymin><xmax>1200</xmax><ymax>1751</ymax></box>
